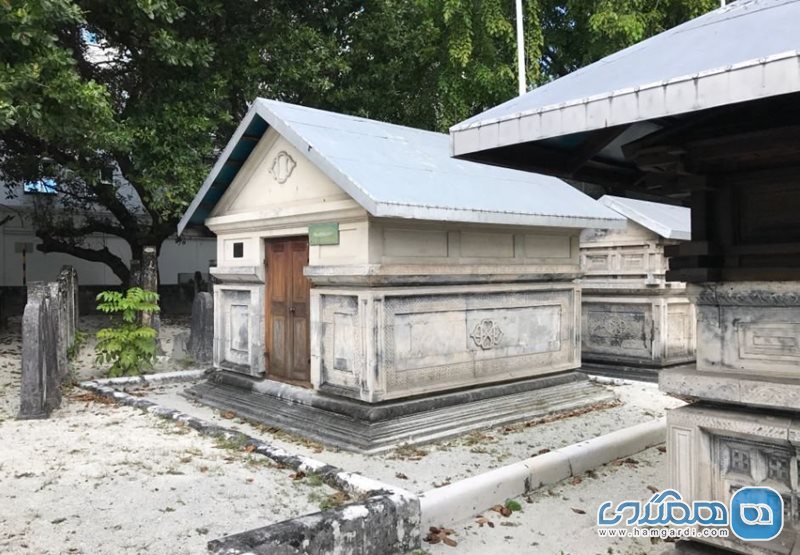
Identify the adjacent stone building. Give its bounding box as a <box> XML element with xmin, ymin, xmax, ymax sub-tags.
<box><xmin>178</xmin><ymin>99</ymin><xmax>624</xmax><ymax>451</ymax></box>
<box><xmin>580</xmin><ymin>195</ymin><xmax>695</xmax><ymax>379</ymax></box>
<box><xmin>449</xmin><ymin>0</ymin><xmax>800</xmax><ymax>551</ymax></box>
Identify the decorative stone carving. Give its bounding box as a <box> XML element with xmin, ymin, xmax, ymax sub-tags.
<box><xmin>691</xmin><ymin>282</ymin><xmax>800</xmax><ymax>307</ymax></box>
<box><xmin>470</xmin><ymin>319</ymin><xmax>503</xmax><ymax>350</ymax></box>
<box><xmin>667</xmin><ymin>404</ymin><xmax>800</xmax><ymax>553</ymax></box>
<box><xmin>312</xmin><ymin>284</ymin><xmax>578</xmax><ymax>402</ymax></box>
<box><xmin>270</xmin><ymin>151</ymin><xmax>296</xmax><ymax>184</ymax></box>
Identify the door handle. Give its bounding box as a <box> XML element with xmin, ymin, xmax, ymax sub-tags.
<box><xmin>289</xmin><ymin>306</ymin><xmax>296</xmax><ymax>314</ymax></box>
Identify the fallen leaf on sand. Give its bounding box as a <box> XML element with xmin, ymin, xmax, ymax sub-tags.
<box><xmin>291</xmin><ymin>471</ymin><xmax>306</xmax><ymax>481</ymax></box>
<box><xmin>424</xmin><ymin>527</ymin><xmax>457</xmax><ymax>547</ymax></box>
<box><xmin>490</xmin><ymin>504</ymin><xmax>512</xmax><ymax>517</ymax></box>
<box><xmin>475</xmin><ymin>516</ymin><xmax>495</xmax><ymax>528</ymax></box>
<box><xmin>570</xmin><ymin>476</ymin><xmax>582</xmax><ymax>486</ymax></box>
<box><xmin>647</xmin><ymin>485</ymin><xmax>659</xmax><ymax>494</ymax></box>
<box><xmin>221</xmin><ymin>411</ymin><xmax>236</xmax><ymax>419</ymax></box>
<box><xmin>395</xmin><ymin>472</ymin><xmax>408</xmax><ymax>480</ymax></box>
<box><xmin>571</xmin><ymin>507</ymin><xmax>586</xmax><ymax>515</ymax></box>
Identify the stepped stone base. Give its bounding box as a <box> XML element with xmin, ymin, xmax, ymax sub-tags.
<box><xmin>580</xmin><ymin>362</ymin><xmax>661</xmax><ymax>383</ymax></box>
<box><xmin>184</xmin><ymin>371</ymin><xmax>615</xmax><ymax>454</ymax></box>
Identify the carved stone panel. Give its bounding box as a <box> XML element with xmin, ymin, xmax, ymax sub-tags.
<box><xmin>690</xmin><ymin>282</ymin><xmax>800</xmax><ymax>377</ymax></box>
<box><xmin>582</xmin><ymin>302</ymin><xmax>653</xmax><ymax>359</ymax></box>
<box><xmin>311</xmin><ymin>284</ymin><xmax>579</xmax><ymax>402</ymax></box>
<box><xmin>214</xmin><ymin>285</ymin><xmax>264</xmax><ymax>376</ymax></box>
<box><xmin>317</xmin><ymin>294</ymin><xmax>362</xmax><ymax>393</ymax></box>
<box><xmin>668</xmin><ymin>405</ymin><xmax>800</xmax><ymax>553</ymax></box>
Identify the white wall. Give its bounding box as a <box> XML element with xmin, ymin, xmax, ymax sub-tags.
<box><xmin>0</xmin><ymin>212</ymin><xmax>216</xmax><ymax>286</ymax></box>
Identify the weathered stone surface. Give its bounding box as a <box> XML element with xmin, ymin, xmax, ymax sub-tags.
<box><xmin>188</xmin><ymin>292</ymin><xmax>213</xmax><ymax>364</ymax></box>
<box><xmin>689</xmin><ymin>281</ymin><xmax>800</xmax><ymax>380</ymax></box>
<box><xmin>213</xmin><ymin>282</ymin><xmax>264</xmax><ymax>375</ymax></box>
<box><xmin>140</xmin><ymin>246</ymin><xmax>160</xmax><ymax>339</ymax></box>
<box><xmin>310</xmin><ymin>283</ymin><xmax>581</xmax><ymax>403</ymax></box>
<box><xmin>207</xmin><ymin>493</ymin><xmax>420</xmax><ymax>555</ymax></box>
<box><xmin>667</xmin><ymin>404</ymin><xmax>800</xmax><ymax>554</ymax></box>
<box><xmin>580</xmin><ymin>219</ymin><xmax>696</xmax><ymax>374</ymax></box>
<box><xmin>18</xmin><ymin>283</ymin><xmax>60</xmax><ymax>419</ymax></box>
<box><xmin>185</xmin><ymin>370</ymin><xmax>615</xmax><ymax>454</ymax></box>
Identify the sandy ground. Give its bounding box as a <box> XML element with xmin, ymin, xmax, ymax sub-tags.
<box><xmin>0</xmin><ymin>315</ymin><xmax>194</xmax><ymax>420</ymax></box>
<box><xmin>146</xmin><ymin>380</ymin><xmax>684</xmax><ymax>494</ymax></box>
<box><xmin>424</xmin><ymin>445</ymin><xmax>671</xmax><ymax>555</ymax></box>
<box><xmin>0</xmin><ymin>315</ymin><xmax>686</xmax><ymax>554</ymax></box>
<box><xmin>0</xmin><ymin>317</ymin><xmax>337</xmax><ymax>555</ymax></box>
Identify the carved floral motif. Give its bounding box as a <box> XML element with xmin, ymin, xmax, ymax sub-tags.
<box><xmin>470</xmin><ymin>319</ymin><xmax>504</xmax><ymax>350</ymax></box>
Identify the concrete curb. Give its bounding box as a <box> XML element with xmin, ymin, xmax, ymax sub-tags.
<box><xmin>419</xmin><ymin>418</ymin><xmax>666</xmax><ymax>529</ymax></box>
<box><xmin>87</xmin><ymin>368</ymin><xmax>211</xmax><ymax>387</ymax></box>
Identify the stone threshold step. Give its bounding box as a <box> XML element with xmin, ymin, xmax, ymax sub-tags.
<box><xmin>183</xmin><ymin>371</ymin><xmax>615</xmax><ymax>454</ymax></box>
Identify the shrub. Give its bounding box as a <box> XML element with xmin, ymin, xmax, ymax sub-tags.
<box><xmin>95</xmin><ymin>288</ymin><xmax>160</xmax><ymax>377</ymax></box>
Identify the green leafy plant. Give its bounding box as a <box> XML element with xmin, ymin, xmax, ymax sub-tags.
<box><xmin>95</xmin><ymin>288</ymin><xmax>160</xmax><ymax>377</ymax></box>
<box><xmin>67</xmin><ymin>329</ymin><xmax>88</xmax><ymax>360</ymax></box>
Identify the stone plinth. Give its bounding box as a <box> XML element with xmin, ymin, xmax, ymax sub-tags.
<box><xmin>667</xmin><ymin>404</ymin><xmax>800</xmax><ymax>554</ymax></box>
<box><xmin>185</xmin><ymin>370</ymin><xmax>614</xmax><ymax>453</ymax></box>
<box><xmin>312</xmin><ymin>282</ymin><xmax>580</xmax><ymax>403</ymax></box>
<box><xmin>663</xmin><ymin>281</ymin><xmax>800</xmax><ymax>553</ymax></box>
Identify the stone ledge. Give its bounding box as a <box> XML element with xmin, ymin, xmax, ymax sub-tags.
<box><xmin>208</xmin><ymin>492</ymin><xmax>419</xmax><ymax>555</ymax></box>
<box><xmin>659</xmin><ymin>365</ymin><xmax>800</xmax><ymax>411</ymax></box>
<box><xmin>184</xmin><ymin>371</ymin><xmax>616</xmax><ymax>454</ymax></box>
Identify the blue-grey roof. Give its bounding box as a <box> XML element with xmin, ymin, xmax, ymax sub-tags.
<box><xmin>598</xmin><ymin>196</ymin><xmax>690</xmax><ymax>241</ymax></box>
<box><xmin>178</xmin><ymin>99</ymin><xmax>625</xmax><ymax>234</ymax></box>
<box><xmin>451</xmin><ymin>0</ymin><xmax>800</xmax><ymax>156</ymax></box>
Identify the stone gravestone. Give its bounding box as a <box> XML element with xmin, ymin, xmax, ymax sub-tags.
<box><xmin>18</xmin><ymin>283</ymin><xmax>60</xmax><ymax>419</ymax></box>
<box><xmin>59</xmin><ymin>265</ymin><xmax>79</xmax><ymax>351</ymax></box>
<box><xmin>188</xmin><ymin>292</ymin><xmax>213</xmax><ymax>364</ymax></box>
<box><xmin>140</xmin><ymin>247</ymin><xmax>161</xmax><ymax>352</ymax></box>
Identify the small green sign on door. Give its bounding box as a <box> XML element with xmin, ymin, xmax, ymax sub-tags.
<box><xmin>308</xmin><ymin>222</ymin><xmax>340</xmax><ymax>246</ymax></box>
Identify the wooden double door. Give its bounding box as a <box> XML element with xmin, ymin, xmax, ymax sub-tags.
<box><xmin>265</xmin><ymin>237</ymin><xmax>311</xmax><ymax>385</ymax></box>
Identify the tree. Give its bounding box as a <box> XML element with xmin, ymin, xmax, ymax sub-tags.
<box><xmin>0</xmin><ymin>0</ymin><xmax>350</xmax><ymax>285</ymax></box>
<box><xmin>538</xmin><ymin>0</ymin><xmax>719</xmax><ymax>79</ymax></box>
<box><xmin>1</xmin><ymin>0</ymin><xmax>718</xmax><ymax>284</ymax></box>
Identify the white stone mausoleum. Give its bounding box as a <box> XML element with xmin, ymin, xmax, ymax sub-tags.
<box><xmin>178</xmin><ymin>99</ymin><xmax>624</xmax><ymax>451</ymax></box>
<box><xmin>580</xmin><ymin>195</ymin><xmax>695</xmax><ymax>378</ymax></box>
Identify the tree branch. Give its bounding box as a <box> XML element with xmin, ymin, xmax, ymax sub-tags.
<box><xmin>35</xmin><ymin>233</ymin><xmax>131</xmax><ymax>285</ymax></box>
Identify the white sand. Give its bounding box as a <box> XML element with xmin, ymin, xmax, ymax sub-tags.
<box><xmin>425</xmin><ymin>445</ymin><xmax>670</xmax><ymax>555</ymax></box>
<box><xmin>0</xmin><ymin>317</ymin><xmax>336</xmax><ymax>555</ymax></box>
<box><xmin>146</xmin><ymin>380</ymin><xmax>684</xmax><ymax>493</ymax></box>
<box><xmin>0</xmin><ymin>315</ymin><xmax>686</xmax><ymax>554</ymax></box>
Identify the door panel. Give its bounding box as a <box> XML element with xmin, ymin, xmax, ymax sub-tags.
<box><xmin>266</xmin><ymin>237</ymin><xmax>310</xmax><ymax>384</ymax></box>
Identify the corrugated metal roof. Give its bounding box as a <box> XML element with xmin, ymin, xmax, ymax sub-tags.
<box><xmin>450</xmin><ymin>0</ymin><xmax>800</xmax><ymax>156</ymax></box>
<box><xmin>178</xmin><ymin>99</ymin><xmax>625</xmax><ymax>235</ymax></box>
<box><xmin>598</xmin><ymin>196</ymin><xmax>690</xmax><ymax>240</ymax></box>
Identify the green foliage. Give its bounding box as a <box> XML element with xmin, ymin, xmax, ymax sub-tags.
<box><xmin>504</xmin><ymin>498</ymin><xmax>523</xmax><ymax>512</ymax></box>
<box><xmin>66</xmin><ymin>328</ymin><xmax>88</xmax><ymax>360</ymax></box>
<box><xmin>95</xmin><ymin>288</ymin><xmax>160</xmax><ymax>377</ymax></box>
<box><xmin>1</xmin><ymin>0</ymin><xmax>719</xmax><ymax>281</ymax></box>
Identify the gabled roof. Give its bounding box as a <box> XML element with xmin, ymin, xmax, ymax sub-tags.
<box><xmin>598</xmin><ymin>196</ymin><xmax>690</xmax><ymax>241</ymax></box>
<box><xmin>450</xmin><ymin>0</ymin><xmax>800</xmax><ymax>158</ymax></box>
<box><xmin>178</xmin><ymin>99</ymin><xmax>624</xmax><ymax>235</ymax></box>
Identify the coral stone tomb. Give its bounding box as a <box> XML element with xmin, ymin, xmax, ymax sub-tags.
<box><xmin>178</xmin><ymin>99</ymin><xmax>624</xmax><ymax>453</ymax></box>
<box><xmin>580</xmin><ymin>195</ymin><xmax>695</xmax><ymax>379</ymax></box>
<box><xmin>449</xmin><ymin>1</ymin><xmax>800</xmax><ymax>551</ymax></box>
